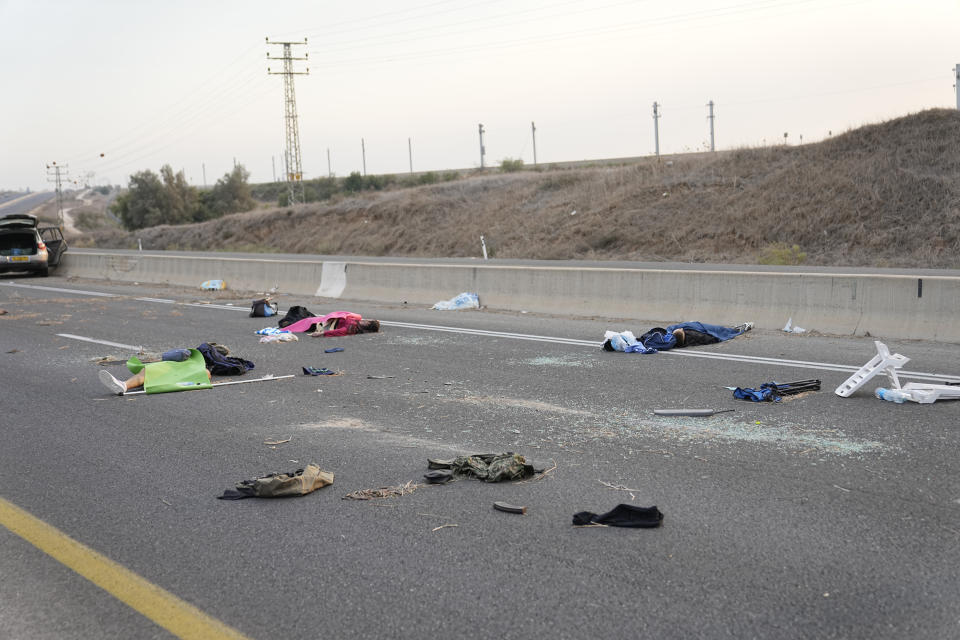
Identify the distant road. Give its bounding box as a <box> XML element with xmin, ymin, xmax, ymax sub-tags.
<box><xmin>0</xmin><ymin>191</ymin><xmax>56</xmax><ymax>216</ymax></box>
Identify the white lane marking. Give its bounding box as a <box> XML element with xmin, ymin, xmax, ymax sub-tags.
<box><xmin>182</xmin><ymin>303</ymin><xmax>248</xmax><ymax>311</ymax></box>
<box><xmin>0</xmin><ymin>282</ymin><xmax>117</xmax><ymax>297</ymax></box>
<box><xmin>384</xmin><ymin>321</ymin><xmax>960</xmax><ymax>384</ymax></box>
<box><xmin>17</xmin><ymin>282</ymin><xmax>960</xmax><ymax>384</ymax></box>
<box><xmin>382</xmin><ymin>320</ymin><xmax>598</xmax><ymax>347</ymax></box>
<box><xmin>1</xmin><ymin>283</ymin><xmax>249</xmax><ymax>312</ymax></box>
<box><xmin>57</xmin><ymin>334</ymin><xmax>142</xmax><ymax>351</ymax></box>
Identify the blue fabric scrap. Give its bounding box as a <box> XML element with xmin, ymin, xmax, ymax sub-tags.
<box><xmin>303</xmin><ymin>366</ymin><xmax>336</xmax><ymax>376</ymax></box>
<box><xmin>733</xmin><ymin>383</ymin><xmax>781</xmax><ymax>402</ymax></box>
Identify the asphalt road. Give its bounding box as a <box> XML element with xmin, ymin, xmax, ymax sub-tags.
<box><xmin>1</xmin><ymin>274</ymin><xmax>959</xmax><ymax>640</ymax></box>
<box><xmin>0</xmin><ymin>192</ymin><xmax>56</xmax><ymax>216</ymax></box>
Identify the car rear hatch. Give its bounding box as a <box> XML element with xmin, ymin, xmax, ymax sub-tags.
<box><xmin>0</xmin><ymin>214</ymin><xmax>40</xmax><ymax>259</ymax></box>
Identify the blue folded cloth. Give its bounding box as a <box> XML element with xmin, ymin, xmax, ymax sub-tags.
<box><xmin>733</xmin><ymin>384</ymin><xmax>781</xmax><ymax>402</ymax></box>
<box><xmin>255</xmin><ymin>327</ymin><xmax>290</xmax><ymax>335</ymax></box>
<box><xmin>161</xmin><ymin>348</ymin><xmax>191</xmax><ymax>362</ymax></box>
<box><xmin>303</xmin><ymin>366</ymin><xmax>336</xmax><ymax>376</ymax></box>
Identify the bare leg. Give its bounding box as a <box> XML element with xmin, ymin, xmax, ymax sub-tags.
<box><xmin>125</xmin><ymin>370</ymin><xmax>146</xmax><ymax>391</ymax></box>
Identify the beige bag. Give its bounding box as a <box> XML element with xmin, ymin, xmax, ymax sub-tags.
<box><xmin>249</xmin><ymin>464</ymin><xmax>334</xmax><ymax>497</ymax></box>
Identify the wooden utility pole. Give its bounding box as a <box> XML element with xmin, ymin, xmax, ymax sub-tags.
<box><xmin>531</xmin><ymin>121</ymin><xmax>537</xmax><ymax>165</ymax></box>
<box><xmin>652</xmin><ymin>102</ymin><xmax>661</xmax><ymax>158</ymax></box>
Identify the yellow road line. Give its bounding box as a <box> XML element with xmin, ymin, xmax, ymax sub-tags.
<box><xmin>0</xmin><ymin>496</ymin><xmax>252</xmax><ymax>640</ymax></box>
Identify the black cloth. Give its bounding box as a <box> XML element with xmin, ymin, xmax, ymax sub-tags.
<box><xmin>572</xmin><ymin>504</ymin><xmax>664</xmax><ymax>528</ymax></box>
<box><xmin>217</xmin><ymin>489</ymin><xmax>252</xmax><ymax>500</ymax></box>
<box><xmin>423</xmin><ymin>469</ymin><xmax>454</xmax><ymax>484</ymax></box>
<box><xmin>676</xmin><ymin>329</ymin><xmax>719</xmax><ymax>347</ymax></box>
<box><xmin>197</xmin><ymin>343</ymin><xmax>254</xmax><ymax>376</ymax></box>
<box><xmin>278</xmin><ymin>305</ymin><xmax>316</xmax><ymax>328</ymax></box>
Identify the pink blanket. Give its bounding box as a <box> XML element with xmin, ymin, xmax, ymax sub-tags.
<box><xmin>282</xmin><ymin>316</ymin><xmax>327</xmax><ymax>333</ymax></box>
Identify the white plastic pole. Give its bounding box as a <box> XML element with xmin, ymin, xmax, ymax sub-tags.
<box><xmin>123</xmin><ymin>374</ymin><xmax>294</xmax><ymax>395</ymax></box>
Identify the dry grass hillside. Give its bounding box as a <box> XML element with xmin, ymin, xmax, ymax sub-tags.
<box><xmin>81</xmin><ymin>109</ymin><xmax>960</xmax><ymax>268</ymax></box>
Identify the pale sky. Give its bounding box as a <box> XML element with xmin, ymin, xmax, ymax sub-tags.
<box><xmin>2</xmin><ymin>0</ymin><xmax>957</xmax><ymax>192</ymax></box>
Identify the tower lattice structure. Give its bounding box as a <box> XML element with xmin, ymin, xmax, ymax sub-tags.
<box><xmin>267</xmin><ymin>38</ymin><xmax>309</xmax><ymax>205</ymax></box>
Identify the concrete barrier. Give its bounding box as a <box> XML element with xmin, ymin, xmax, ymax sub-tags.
<box><xmin>60</xmin><ymin>250</ymin><xmax>960</xmax><ymax>342</ymax></box>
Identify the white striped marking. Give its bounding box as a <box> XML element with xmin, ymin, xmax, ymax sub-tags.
<box><xmin>57</xmin><ymin>333</ymin><xmax>142</xmax><ymax>351</ymax></box>
<box><xmin>0</xmin><ymin>282</ymin><xmax>117</xmax><ymax>297</ymax></box>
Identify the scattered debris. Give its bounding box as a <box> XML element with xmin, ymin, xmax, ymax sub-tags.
<box><xmin>260</xmin><ymin>333</ymin><xmax>298</xmax><ymax>343</ymax></box>
<box><xmin>875</xmin><ymin>388</ymin><xmax>910</xmax><ymax>403</ymax></box>
<box><xmin>324</xmin><ymin>347</ymin><xmax>344</xmax><ymax>353</ymax></box>
<box><xmin>423</xmin><ymin>469</ymin><xmax>454</xmax><ymax>484</ymax></box>
<box><xmin>836</xmin><ymin>341</ymin><xmax>908</xmax><ymax>397</ymax></box>
<box><xmin>217</xmin><ymin>463</ymin><xmax>334</xmax><ymax>500</ymax></box>
<box><xmin>782</xmin><ymin>317</ymin><xmax>806</xmax><ymax>333</ymax></box>
<box><xmin>493</xmin><ymin>501</ymin><xmax>527</xmax><ymax>514</ymax></box>
<box><xmin>427</xmin><ymin>453</ymin><xmax>540</xmax><ymax>483</ymax></box>
<box><xmin>432</xmin><ymin>292</ymin><xmax>479</xmax><ymax>310</ymax></box>
<box><xmin>432</xmin><ymin>524</ymin><xmax>458</xmax><ymax>532</ymax></box>
<box><xmin>515</xmin><ymin>460</ymin><xmax>557</xmax><ymax>484</ymax></box>
<box><xmin>343</xmin><ymin>480</ymin><xmax>424</xmax><ymax>500</ymax></box>
<box><xmin>263</xmin><ymin>438</ymin><xmax>291</xmax><ymax>446</ymax></box>
<box><xmin>572</xmin><ymin>504</ymin><xmax>664</xmax><ymax>528</ymax></box>
<box><xmin>249</xmin><ymin>298</ymin><xmax>278</xmax><ymax>317</ymax></box>
<box><xmin>879</xmin><ymin>383</ymin><xmax>960</xmax><ymax>404</ymax></box>
<box><xmin>367</xmin><ymin>375</ymin><xmax>394</xmax><ymax>379</ymax></box>
<box><xmin>733</xmin><ymin>379</ymin><xmax>821</xmax><ymax>402</ymax></box>
<box><xmin>6</xmin><ymin>349</ymin><xmax>19</xmax><ymax>354</ymax></box>
<box><xmin>598</xmin><ymin>480</ymin><xmax>644</xmax><ymax>493</ymax></box>
<box><xmin>302</xmin><ymin>367</ymin><xmax>339</xmax><ymax>376</ymax></box>
<box><xmin>0</xmin><ymin>309</ymin><xmax>7</xmax><ymax>315</ymax></box>
<box><xmin>255</xmin><ymin>327</ymin><xmax>291</xmax><ymax>336</ymax></box>
<box><xmin>201</xmin><ymin>279</ymin><xmax>226</xmax><ymax>290</ymax></box>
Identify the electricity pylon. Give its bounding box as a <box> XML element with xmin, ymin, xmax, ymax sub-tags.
<box><xmin>267</xmin><ymin>37</ymin><xmax>309</xmax><ymax>205</ymax></box>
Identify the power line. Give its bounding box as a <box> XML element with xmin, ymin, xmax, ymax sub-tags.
<box><xmin>304</xmin><ymin>0</ymin><xmax>863</xmax><ymax>71</ymax></box>
<box><xmin>45</xmin><ymin>162</ymin><xmax>69</xmax><ymax>229</ymax></box>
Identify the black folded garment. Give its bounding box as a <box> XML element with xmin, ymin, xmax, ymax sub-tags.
<box><xmin>573</xmin><ymin>504</ymin><xmax>664</xmax><ymax>528</ymax></box>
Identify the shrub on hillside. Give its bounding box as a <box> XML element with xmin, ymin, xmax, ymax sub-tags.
<box><xmin>758</xmin><ymin>242</ymin><xmax>807</xmax><ymax>265</ymax></box>
<box><xmin>500</xmin><ymin>158</ymin><xmax>524</xmax><ymax>172</ymax></box>
<box><xmin>202</xmin><ymin>165</ymin><xmax>256</xmax><ymax>218</ymax></box>
<box><xmin>343</xmin><ymin>172</ymin><xmax>364</xmax><ymax>192</ymax></box>
<box><xmin>111</xmin><ymin>164</ymin><xmax>256</xmax><ymax>230</ymax></box>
